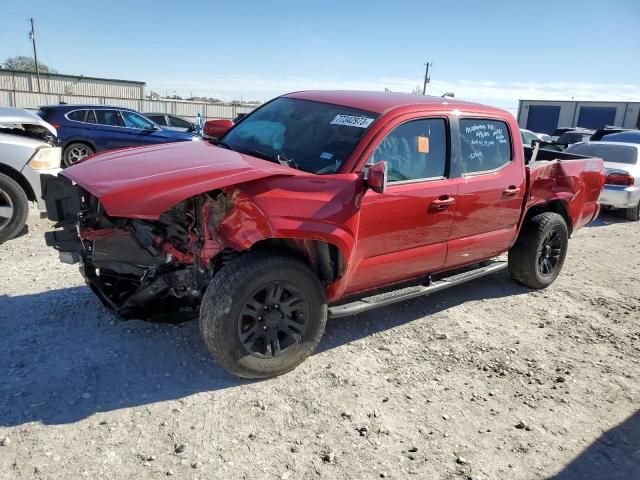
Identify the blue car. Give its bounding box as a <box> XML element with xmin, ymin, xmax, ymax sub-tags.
<box><xmin>37</xmin><ymin>105</ymin><xmax>199</xmax><ymax>167</ymax></box>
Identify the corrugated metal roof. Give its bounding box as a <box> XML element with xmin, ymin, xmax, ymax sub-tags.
<box><xmin>0</xmin><ymin>68</ymin><xmax>145</xmax><ymax>85</ymax></box>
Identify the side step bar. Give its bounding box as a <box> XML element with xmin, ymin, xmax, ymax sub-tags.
<box><xmin>328</xmin><ymin>260</ymin><xmax>508</xmax><ymax>318</ymax></box>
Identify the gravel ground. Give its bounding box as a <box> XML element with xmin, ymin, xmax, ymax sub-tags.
<box><xmin>0</xmin><ymin>207</ymin><xmax>639</xmax><ymax>480</ymax></box>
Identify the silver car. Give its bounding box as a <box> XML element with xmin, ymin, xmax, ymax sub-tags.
<box><xmin>0</xmin><ymin>107</ymin><xmax>62</xmax><ymax>243</ymax></box>
<box><xmin>565</xmin><ymin>141</ymin><xmax>640</xmax><ymax>221</ymax></box>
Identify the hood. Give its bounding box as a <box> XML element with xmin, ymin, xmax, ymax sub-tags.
<box><xmin>62</xmin><ymin>141</ymin><xmax>299</xmax><ymax>219</ymax></box>
<box><xmin>0</xmin><ymin>107</ymin><xmax>57</xmax><ymax>139</ymax></box>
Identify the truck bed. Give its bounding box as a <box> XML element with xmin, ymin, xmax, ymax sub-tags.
<box><xmin>524</xmin><ymin>146</ymin><xmax>605</xmax><ymax>232</ymax></box>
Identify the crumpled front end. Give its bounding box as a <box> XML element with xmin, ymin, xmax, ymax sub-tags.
<box><xmin>42</xmin><ymin>174</ymin><xmax>234</xmax><ymax>320</ymax></box>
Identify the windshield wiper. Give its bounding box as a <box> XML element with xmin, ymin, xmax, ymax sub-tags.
<box><xmin>276</xmin><ymin>153</ymin><xmax>298</xmax><ymax>169</ymax></box>
<box><xmin>240</xmin><ymin>148</ymin><xmax>298</xmax><ymax>170</ymax></box>
<box><xmin>210</xmin><ymin>139</ymin><xmax>238</xmax><ymax>151</ymax></box>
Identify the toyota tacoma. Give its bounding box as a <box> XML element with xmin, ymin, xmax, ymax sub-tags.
<box><xmin>42</xmin><ymin>91</ymin><xmax>605</xmax><ymax>378</ymax></box>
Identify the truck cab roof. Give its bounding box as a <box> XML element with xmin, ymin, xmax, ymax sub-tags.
<box><xmin>285</xmin><ymin>90</ymin><xmax>508</xmax><ymax>117</ymax></box>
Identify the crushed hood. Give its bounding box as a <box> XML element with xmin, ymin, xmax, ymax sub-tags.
<box><xmin>0</xmin><ymin>107</ymin><xmax>57</xmax><ymax>139</ymax></box>
<box><xmin>62</xmin><ymin>141</ymin><xmax>299</xmax><ymax>218</ymax></box>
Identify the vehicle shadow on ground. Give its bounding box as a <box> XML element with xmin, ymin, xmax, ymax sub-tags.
<box><xmin>318</xmin><ymin>270</ymin><xmax>528</xmax><ymax>353</ymax></box>
<box><xmin>551</xmin><ymin>409</ymin><xmax>640</xmax><ymax>480</ymax></box>
<box><xmin>0</xmin><ymin>271</ymin><xmax>527</xmax><ymax>427</ymax></box>
<box><xmin>0</xmin><ymin>287</ymin><xmax>249</xmax><ymax>427</ymax></box>
<box><xmin>588</xmin><ymin>210</ymin><xmax>632</xmax><ymax>228</ymax></box>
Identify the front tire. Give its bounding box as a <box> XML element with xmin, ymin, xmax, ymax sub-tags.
<box><xmin>625</xmin><ymin>200</ymin><xmax>640</xmax><ymax>221</ymax></box>
<box><xmin>508</xmin><ymin>212</ymin><xmax>568</xmax><ymax>289</ymax></box>
<box><xmin>0</xmin><ymin>173</ymin><xmax>29</xmax><ymax>244</ymax></box>
<box><xmin>200</xmin><ymin>253</ymin><xmax>327</xmax><ymax>378</ymax></box>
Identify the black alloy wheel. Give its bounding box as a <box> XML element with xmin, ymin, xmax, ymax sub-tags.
<box><xmin>199</xmin><ymin>253</ymin><xmax>327</xmax><ymax>378</ymax></box>
<box><xmin>238</xmin><ymin>280</ymin><xmax>309</xmax><ymax>358</ymax></box>
<box><xmin>537</xmin><ymin>230</ymin><xmax>562</xmax><ymax>277</ymax></box>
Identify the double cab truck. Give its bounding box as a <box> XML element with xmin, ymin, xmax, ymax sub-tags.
<box><xmin>42</xmin><ymin>91</ymin><xmax>605</xmax><ymax>378</ymax></box>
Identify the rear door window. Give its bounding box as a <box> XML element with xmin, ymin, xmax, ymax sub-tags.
<box><xmin>459</xmin><ymin>119</ymin><xmax>512</xmax><ymax>174</ymax></box>
<box><xmin>147</xmin><ymin>114</ymin><xmax>167</xmax><ymax>126</ymax></box>
<box><xmin>95</xmin><ymin>110</ymin><xmax>125</xmax><ymax>127</ymax></box>
<box><xmin>67</xmin><ymin>110</ymin><xmax>86</xmax><ymax>122</ymax></box>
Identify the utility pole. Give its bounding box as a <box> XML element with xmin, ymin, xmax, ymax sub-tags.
<box><xmin>422</xmin><ymin>61</ymin><xmax>432</xmax><ymax>95</ymax></box>
<box><xmin>29</xmin><ymin>18</ymin><xmax>42</xmax><ymax>93</ymax></box>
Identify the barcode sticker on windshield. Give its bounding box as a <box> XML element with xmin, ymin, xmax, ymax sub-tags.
<box><xmin>330</xmin><ymin>114</ymin><xmax>374</xmax><ymax>128</ymax></box>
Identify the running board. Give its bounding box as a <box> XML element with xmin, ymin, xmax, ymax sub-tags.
<box><xmin>328</xmin><ymin>260</ymin><xmax>508</xmax><ymax>318</ymax></box>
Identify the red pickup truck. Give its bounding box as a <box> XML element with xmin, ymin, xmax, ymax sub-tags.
<box><xmin>42</xmin><ymin>91</ymin><xmax>604</xmax><ymax>378</ymax></box>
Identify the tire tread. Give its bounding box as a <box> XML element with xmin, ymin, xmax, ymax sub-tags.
<box><xmin>0</xmin><ymin>172</ymin><xmax>29</xmax><ymax>244</ymax></box>
<box><xmin>200</xmin><ymin>252</ymin><xmax>326</xmax><ymax>378</ymax></box>
<box><xmin>508</xmin><ymin>212</ymin><xmax>568</xmax><ymax>289</ymax></box>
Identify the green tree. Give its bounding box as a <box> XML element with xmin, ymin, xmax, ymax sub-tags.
<box><xmin>3</xmin><ymin>56</ymin><xmax>57</xmax><ymax>73</ymax></box>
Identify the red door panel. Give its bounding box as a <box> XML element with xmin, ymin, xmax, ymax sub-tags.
<box><xmin>346</xmin><ymin>180</ymin><xmax>455</xmax><ymax>293</ymax></box>
<box><xmin>443</xmin><ymin>117</ymin><xmax>525</xmax><ymax>269</ymax></box>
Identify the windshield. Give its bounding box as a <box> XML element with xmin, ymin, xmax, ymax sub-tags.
<box><xmin>221</xmin><ymin>97</ymin><xmax>378</xmax><ymax>174</ymax></box>
<box><xmin>565</xmin><ymin>143</ymin><xmax>638</xmax><ymax>165</ymax></box>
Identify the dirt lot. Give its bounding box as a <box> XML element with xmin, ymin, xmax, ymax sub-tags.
<box><xmin>0</xmin><ymin>207</ymin><xmax>638</xmax><ymax>480</ymax></box>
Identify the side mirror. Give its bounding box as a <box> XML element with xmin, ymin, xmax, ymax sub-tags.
<box><xmin>365</xmin><ymin>160</ymin><xmax>388</xmax><ymax>194</ymax></box>
<box><xmin>204</xmin><ymin>119</ymin><xmax>234</xmax><ymax>139</ymax></box>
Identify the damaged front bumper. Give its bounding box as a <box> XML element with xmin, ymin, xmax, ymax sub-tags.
<box><xmin>41</xmin><ymin>174</ymin><xmax>211</xmax><ymax>320</ymax></box>
<box><xmin>42</xmin><ymin>173</ymin><xmax>84</xmax><ymax>263</ymax></box>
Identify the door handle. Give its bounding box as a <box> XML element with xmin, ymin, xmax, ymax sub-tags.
<box><xmin>503</xmin><ymin>186</ymin><xmax>521</xmax><ymax>196</ymax></box>
<box><xmin>430</xmin><ymin>196</ymin><xmax>456</xmax><ymax>210</ymax></box>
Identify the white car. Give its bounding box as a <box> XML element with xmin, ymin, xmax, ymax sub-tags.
<box><xmin>521</xmin><ymin>129</ymin><xmax>553</xmax><ymax>145</ymax></box>
<box><xmin>565</xmin><ymin>141</ymin><xmax>640</xmax><ymax>220</ymax></box>
<box><xmin>0</xmin><ymin>107</ymin><xmax>62</xmax><ymax>243</ymax></box>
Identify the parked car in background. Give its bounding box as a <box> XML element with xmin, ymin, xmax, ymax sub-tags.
<box><xmin>520</xmin><ymin>129</ymin><xmax>561</xmax><ymax>151</ymax></box>
<box><xmin>43</xmin><ymin>91</ymin><xmax>604</xmax><ymax>378</ymax></box>
<box><xmin>521</xmin><ymin>129</ymin><xmax>553</xmax><ymax>144</ymax></box>
<box><xmin>233</xmin><ymin>113</ymin><xmax>248</xmax><ymax>123</ymax></box>
<box><xmin>599</xmin><ymin>130</ymin><xmax>640</xmax><ymax>144</ymax></box>
<box><xmin>37</xmin><ymin>105</ymin><xmax>199</xmax><ymax>167</ymax></box>
<box><xmin>590</xmin><ymin>127</ymin><xmax>630</xmax><ymax>141</ymax></box>
<box><xmin>521</xmin><ymin>128</ymin><xmax>540</xmax><ymax>147</ymax></box>
<box><xmin>144</xmin><ymin>113</ymin><xmax>196</xmax><ymax>133</ymax></box>
<box><xmin>555</xmin><ymin>128</ymin><xmax>595</xmax><ymax>146</ymax></box>
<box><xmin>0</xmin><ymin>107</ymin><xmax>61</xmax><ymax>243</ymax></box>
<box><xmin>565</xmin><ymin>141</ymin><xmax>639</xmax><ymax>220</ymax></box>
<box><xmin>203</xmin><ymin>118</ymin><xmax>235</xmax><ymax>139</ymax></box>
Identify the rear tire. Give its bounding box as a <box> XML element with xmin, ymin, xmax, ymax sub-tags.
<box><xmin>0</xmin><ymin>173</ymin><xmax>29</xmax><ymax>244</ymax></box>
<box><xmin>508</xmin><ymin>212</ymin><xmax>568</xmax><ymax>289</ymax></box>
<box><xmin>625</xmin><ymin>201</ymin><xmax>640</xmax><ymax>221</ymax></box>
<box><xmin>200</xmin><ymin>252</ymin><xmax>327</xmax><ymax>378</ymax></box>
<box><xmin>63</xmin><ymin>142</ymin><xmax>94</xmax><ymax>167</ymax></box>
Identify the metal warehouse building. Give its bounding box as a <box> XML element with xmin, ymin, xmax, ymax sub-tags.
<box><xmin>0</xmin><ymin>68</ymin><xmax>255</xmax><ymax>120</ymax></box>
<box><xmin>0</xmin><ymin>69</ymin><xmax>145</xmax><ymax>97</ymax></box>
<box><xmin>517</xmin><ymin>100</ymin><xmax>640</xmax><ymax>134</ymax></box>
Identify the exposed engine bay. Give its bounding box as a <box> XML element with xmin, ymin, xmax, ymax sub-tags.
<box><xmin>43</xmin><ymin>174</ymin><xmax>236</xmax><ymax>320</ymax></box>
<box><xmin>42</xmin><ymin>174</ymin><xmax>343</xmax><ymax>321</ymax></box>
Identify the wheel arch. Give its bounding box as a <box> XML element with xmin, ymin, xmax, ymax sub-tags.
<box><xmin>0</xmin><ymin>164</ymin><xmax>35</xmax><ymax>202</ymax></box>
<box><xmin>521</xmin><ymin>199</ymin><xmax>573</xmax><ymax>236</ymax></box>
<box><xmin>247</xmin><ymin>237</ymin><xmax>348</xmax><ymax>286</ymax></box>
<box><xmin>62</xmin><ymin>138</ymin><xmax>97</xmax><ymax>152</ymax></box>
